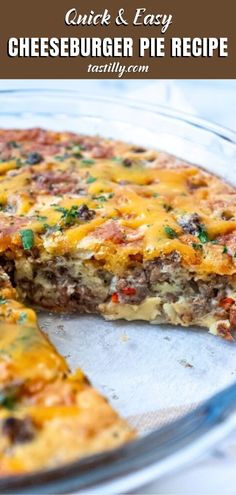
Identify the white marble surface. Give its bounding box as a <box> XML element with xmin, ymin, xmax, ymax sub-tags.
<box><xmin>0</xmin><ymin>79</ymin><xmax>236</xmax><ymax>494</ymax></box>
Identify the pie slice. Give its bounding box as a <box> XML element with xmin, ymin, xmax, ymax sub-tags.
<box><xmin>0</xmin><ymin>268</ymin><xmax>134</xmax><ymax>475</ymax></box>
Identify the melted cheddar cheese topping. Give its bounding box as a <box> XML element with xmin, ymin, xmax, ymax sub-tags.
<box><xmin>0</xmin><ymin>138</ymin><xmax>235</xmax><ymax>276</ymax></box>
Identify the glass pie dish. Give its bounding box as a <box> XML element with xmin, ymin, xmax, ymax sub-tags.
<box><xmin>0</xmin><ymin>89</ymin><xmax>236</xmax><ymax>494</ymax></box>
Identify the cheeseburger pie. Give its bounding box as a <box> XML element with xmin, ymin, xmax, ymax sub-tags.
<box><xmin>0</xmin><ymin>126</ymin><xmax>235</xmax><ymax>474</ymax></box>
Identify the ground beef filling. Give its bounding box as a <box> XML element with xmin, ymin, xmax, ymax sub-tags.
<box><xmin>11</xmin><ymin>252</ymin><xmax>236</xmax><ymax>330</ymax></box>
<box><xmin>2</xmin><ymin>417</ymin><xmax>36</xmax><ymax>445</ymax></box>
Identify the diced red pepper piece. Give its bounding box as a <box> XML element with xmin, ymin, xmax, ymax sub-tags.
<box><xmin>121</xmin><ymin>287</ymin><xmax>136</xmax><ymax>296</ymax></box>
<box><xmin>112</xmin><ymin>293</ymin><xmax>119</xmax><ymax>303</ymax></box>
<box><xmin>219</xmin><ymin>297</ymin><xmax>235</xmax><ymax>309</ymax></box>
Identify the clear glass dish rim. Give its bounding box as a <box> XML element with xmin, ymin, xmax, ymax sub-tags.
<box><xmin>0</xmin><ymin>88</ymin><xmax>235</xmax><ymax>145</ymax></box>
<box><xmin>0</xmin><ymin>89</ymin><xmax>236</xmax><ymax>493</ymax></box>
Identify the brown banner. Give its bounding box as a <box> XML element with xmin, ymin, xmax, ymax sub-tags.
<box><xmin>0</xmin><ymin>0</ymin><xmax>235</xmax><ymax>79</ymax></box>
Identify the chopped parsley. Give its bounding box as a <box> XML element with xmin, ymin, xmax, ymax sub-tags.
<box><xmin>164</xmin><ymin>226</ymin><xmax>178</xmax><ymax>239</ymax></box>
<box><xmin>54</xmin><ymin>155</ymin><xmax>66</xmax><ymax>162</ymax></box>
<box><xmin>18</xmin><ymin>312</ymin><xmax>27</xmax><ymax>325</ymax></box>
<box><xmin>64</xmin><ymin>206</ymin><xmax>80</xmax><ymax>225</ymax></box>
<box><xmin>36</xmin><ymin>215</ymin><xmax>48</xmax><ymax>222</ymax></box>
<box><xmin>16</xmin><ymin>158</ymin><xmax>24</xmax><ymax>168</ymax></box>
<box><xmin>70</xmin><ymin>143</ymin><xmax>84</xmax><ymax>151</ymax></box>
<box><xmin>112</xmin><ymin>156</ymin><xmax>123</xmax><ymax>163</ymax></box>
<box><xmin>222</xmin><ymin>245</ymin><xmax>228</xmax><ymax>254</ymax></box>
<box><xmin>0</xmin><ymin>296</ymin><xmax>6</xmax><ymax>305</ymax></box>
<box><xmin>0</xmin><ymin>391</ymin><xmax>16</xmax><ymax>410</ymax></box>
<box><xmin>95</xmin><ymin>193</ymin><xmax>114</xmax><ymax>202</ymax></box>
<box><xmin>80</xmin><ymin>159</ymin><xmax>95</xmax><ymax>166</ymax></box>
<box><xmin>152</xmin><ymin>193</ymin><xmax>160</xmax><ymax>198</ymax></box>
<box><xmin>70</xmin><ymin>145</ymin><xmax>83</xmax><ymax>158</ymax></box>
<box><xmin>86</xmin><ymin>175</ymin><xmax>97</xmax><ymax>184</ymax></box>
<box><xmin>20</xmin><ymin>229</ymin><xmax>34</xmax><ymax>250</ymax></box>
<box><xmin>54</xmin><ymin>206</ymin><xmax>67</xmax><ymax>214</ymax></box>
<box><xmin>192</xmin><ymin>242</ymin><xmax>203</xmax><ymax>251</ymax></box>
<box><xmin>197</xmin><ymin>225</ymin><xmax>210</xmax><ymax>244</ymax></box>
<box><xmin>55</xmin><ymin>205</ymin><xmax>80</xmax><ymax>226</ymax></box>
